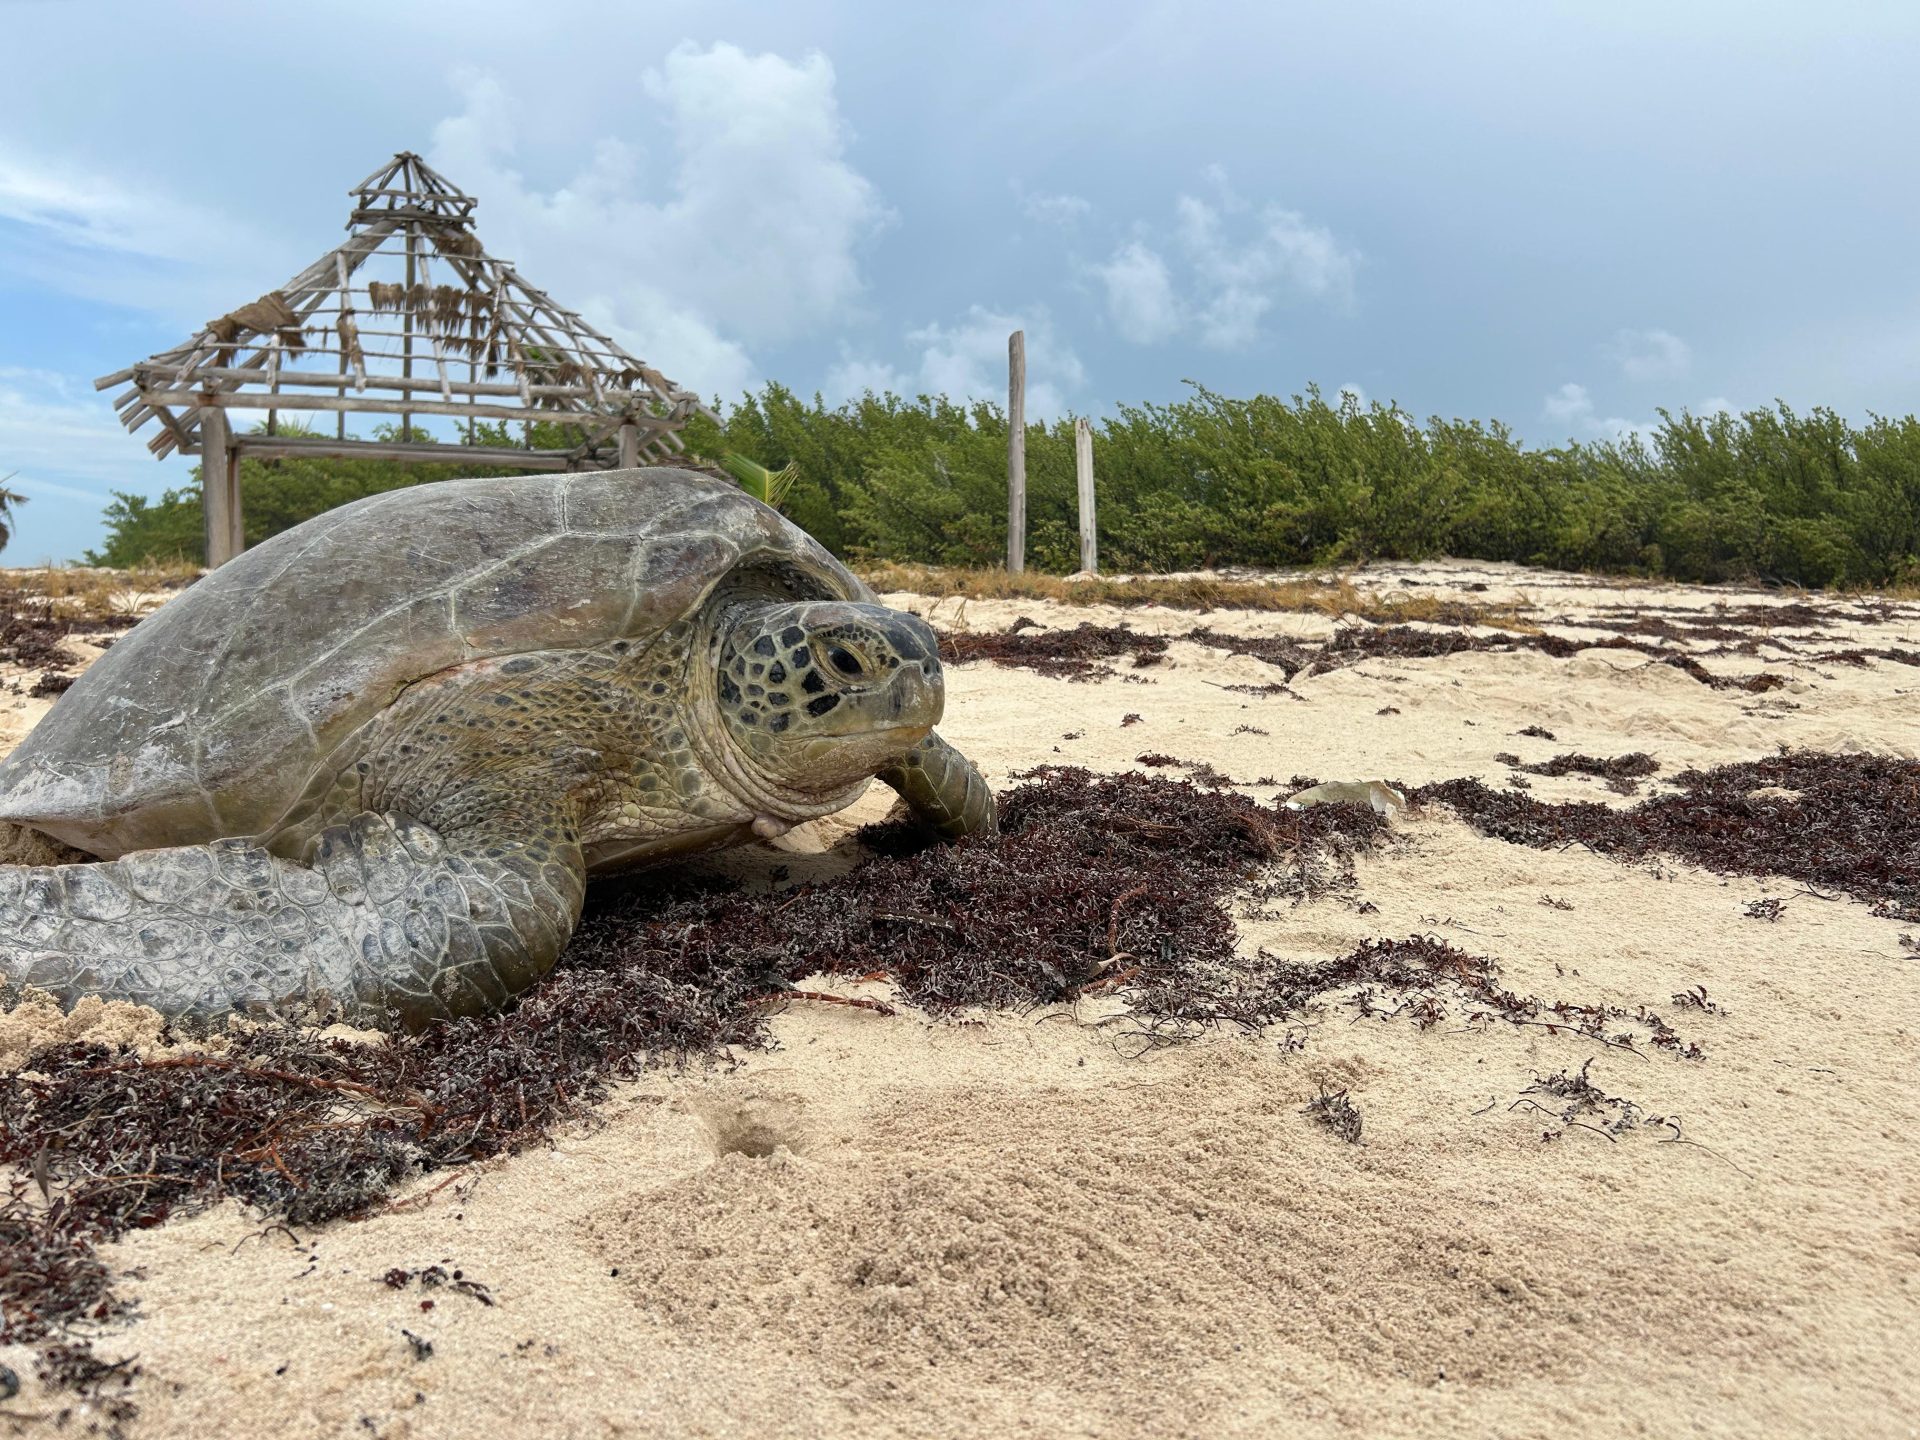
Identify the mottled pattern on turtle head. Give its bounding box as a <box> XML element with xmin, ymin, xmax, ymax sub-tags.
<box><xmin>715</xmin><ymin>601</ymin><xmax>943</xmax><ymax>792</ymax></box>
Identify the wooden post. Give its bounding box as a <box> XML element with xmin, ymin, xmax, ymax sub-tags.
<box><xmin>1007</xmin><ymin>329</ymin><xmax>1026</xmax><ymax>573</ymax></box>
<box><xmin>401</xmin><ymin>223</ymin><xmax>416</xmax><ymax>441</ymax></box>
<box><xmin>199</xmin><ymin>403</ymin><xmax>239</xmax><ymax>568</ymax></box>
<box><xmin>618</xmin><ymin>419</ymin><xmax>640</xmax><ymax>469</ymax></box>
<box><xmin>1074</xmin><ymin>416</ymin><xmax>1097</xmax><ymax>574</ymax></box>
<box><xmin>226</xmin><ymin>443</ymin><xmax>245</xmax><ymax>560</ymax></box>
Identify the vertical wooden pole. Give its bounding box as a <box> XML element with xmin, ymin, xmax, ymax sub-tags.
<box><xmin>1007</xmin><ymin>329</ymin><xmax>1026</xmax><ymax>573</ymax></box>
<box><xmin>226</xmin><ymin>445</ymin><xmax>245</xmax><ymax>560</ymax></box>
<box><xmin>1075</xmin><ymin>416</ymin><xmax>1097</xmax><ymax>574</ymax></box>
<box><xmin>618</xmin><ymin>419</ymin><xmax>640</xmax><ymax>469</ymax></box>
<box><xmin>402</xmin><ymin>223</ymin><xmax>416</xmax><ymax>441</ymax></box>
<box><xmin>200</xmin><ymin>403</ymin><xmax>235</xmax><ymax>568</ymax></box>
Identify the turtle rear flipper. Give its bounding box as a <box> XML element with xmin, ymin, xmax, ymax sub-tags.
<box><xmin>0</xmin><ymin>805</ymin><xmax>584</xmax><ymax>1031</ymax></box>
<box><xmin>877</xmin><ymin>731</ymin><xmax>997</xmax><ymax>840</ymax></box>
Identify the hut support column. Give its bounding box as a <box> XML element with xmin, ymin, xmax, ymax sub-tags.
<box><xmin>200</xmin><ymin>403</ymin><xmax>242</xmax><ymax>568</ymax></box>
<box><xmin>618</xmin><ymin>419</ymin><xmax>640</xmax><ymax>469</ymax></box>
<box><xmin>226</xmin><ymin>444</ymin><xmax>245</xmax><ymax>561</ymax></box>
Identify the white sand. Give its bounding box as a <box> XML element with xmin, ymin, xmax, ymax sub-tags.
<box><xmin>3</xmin><ymin>560</ymin><xmax>1918</xmax><ymax>1439</ymax></box>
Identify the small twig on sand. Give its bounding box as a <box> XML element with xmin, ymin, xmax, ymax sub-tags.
<box><xmin>749</xmin><ymin>989</ymin><xmax>897</xmax><ymax>1017</ymax></box>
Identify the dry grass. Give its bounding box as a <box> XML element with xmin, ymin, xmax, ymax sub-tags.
<box><xmin>854</xmin><ymin>564</ymin><xmax>1540</xmax><ymax>631</ymax></box>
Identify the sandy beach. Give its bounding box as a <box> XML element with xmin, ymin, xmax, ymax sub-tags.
<box><xmin>2</xmin><ymin>558</ymin><xmax>1917</xmax><ymax>1439</ymax></box>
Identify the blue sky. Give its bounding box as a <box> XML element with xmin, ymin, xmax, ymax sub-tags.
<box><xmin>4</xmin><ymin>0</ymin><xmax>1918</xmax><ymax>561</ymax></box>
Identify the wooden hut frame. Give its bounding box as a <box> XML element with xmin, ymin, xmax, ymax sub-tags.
<box><xmin>94</xmin><ymin>152</ymin><xmax>715</xmax><ymax>566</ymax></box>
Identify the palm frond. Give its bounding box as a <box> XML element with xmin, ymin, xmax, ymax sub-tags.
<box><xmin>0</xmin><ymin>471</ymin><xmax>25</xmax><ymax>552</ymax></box>
<box><xmin>718</xmin><ymin>452</ymin><xmax>800</xmax><ymax>512</ymax></box>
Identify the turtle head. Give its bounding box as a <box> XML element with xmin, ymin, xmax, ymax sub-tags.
<box><xmin>716</xmin><ymin>601</ymin><xmax>944</xmax><ymax>793</ymax></box>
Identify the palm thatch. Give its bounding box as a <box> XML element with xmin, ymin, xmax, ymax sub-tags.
<box><xmin>95</xmin><ymin>153</ymin><xmax>713</xmax><ymax>468</ymax></box>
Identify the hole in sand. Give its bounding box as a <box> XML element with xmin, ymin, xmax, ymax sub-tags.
<box><xmin>692</xmin><ymin>1095</ymin><xmax>810</xmax><ymax>1161</ymax></box>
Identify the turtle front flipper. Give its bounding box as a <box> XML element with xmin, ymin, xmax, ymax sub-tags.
<box><xmin>876</xmin><ymin>730</ymin><xmax>997</xmax><ymax>840</ymax></box>
<box><xmin>0</xmin><ymin>804</ymin><xmax>585</xmax><ymax>1031</ymax></box>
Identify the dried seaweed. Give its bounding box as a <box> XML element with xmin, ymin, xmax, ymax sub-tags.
<box><xmin>1183</xmin><ymin>627</ymin><xmax>1319</xmax><ymax>678</ymax></box>
<box><xmin>1314</xmin><ymin>625</ymin><xmax>1788</xmax><ymax>691</ymax></box>
<box><xmin>1501</xmin><ymin>1057</ymin><xmax>1742</xmax><ymax>1171</ymax></box>
<box><xmin>0</xmin><ymin>590</ymin><xmax>81</xmax><ymax>670</ymax></box>
<box><xmin>1303</xmin><ymin>1087</ymin><xmax>1363</xmax><ymax>1143</ymax></box>
<box><xmin>938</xmin><ymin>623</ymin><xmax>1168</xmax><ymax>680</ymax></box>
<box><xmin>1418</xmin><ymin>750</ymin><xmax>1920</xmax><ymax>920</ymax></box>
<box><xmin>938</xmin><ymin>618</ymin><xmax>1801</xmax><ymax>692</ymax></box>
<box><xmin>0</xmin><ymin>772</ymin><xmax>1382</xmax><ymax>1365</ymax></box>
<box><xmin>0</xmin><ymin>766</ymin><xmax>1713</xmax><ymax>1399</ymax></box>
<box><xmin>1509</xmin><ymin>752</ymin><xmax>1661</xmax><ymax>781</ymax></box>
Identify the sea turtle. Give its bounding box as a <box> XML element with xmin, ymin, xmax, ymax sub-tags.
<box><xmin>0</xmin><ymin>467</ymin><xmax>994</xmax><ymax>1029</ymax></box>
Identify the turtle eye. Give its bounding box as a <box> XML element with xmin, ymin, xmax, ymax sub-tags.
<box><xmin>826</xmin><ymin>644</ymin><xmax>865</xmax><ymax>678</ymax></box>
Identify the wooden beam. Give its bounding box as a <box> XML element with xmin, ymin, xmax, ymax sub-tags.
<box><xmin>1007</xmin><ymin>329</ymin><xmax>1026</xmax><ymax>574</ymax></box>
<box><xmin>229</xmin><ymin>434</ymin><xmax>605</xmax><ymax>471</ymax></box>
<box><xmin>151</xmin><ymin>403</ymin><xmax>195</xmax><ymax>455</ymax></box>
<box><xmin>618</xmin><ymin>420</ymin><xmax>640</xmax><ymax>469</ymax></box>
<box><xmin>1075</xmin><ymin>416</ymin><xmax>1097</xmax><ymax>575</ymax></box>
<box><xmin>125</xmin><ymin>366</ymin><xmax>666</xmax><ymax>405</ymax></box>
<box><xmin>133</xmin><ymin>390</ymin><xmax>676</xmax><ymax>428</ymax></box>
<box><xmin>200</xmin><ymin>405</ymin><xmax>238</xmax><ymax>567</ymax></box>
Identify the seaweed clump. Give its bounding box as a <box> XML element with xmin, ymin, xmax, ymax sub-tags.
<box><xmin>1493</xmin><ymin>752</ymin><xmax>1663</xmax><ymax>791</ymax></box>
<box><xmin>0</xmin><ymin>587</ymin><xmax>82</xmax><ymax>671</ymax></box>
<box><xmin>938</xmin><ymin>618</ymin><xmax>1804</xmax><ymax>692</ymax></box>
<box><xmin>0</xmin><ymin>770</ymin><xmax>1389</xmax><ymax>1380</ymax></box>
<box><xmin>0</xmin><ymin>766</ymin><xmax>1716</xmax><ymax>1396</ymax></box>
<box><xmin>1418</xmin><ymin>749</ymin><xmax>1920</xmax><ymax>920</ymax></box>
<box><xmin>1509</xmin><ymin>752</ymin><xmax>1660</xmax><ymax>780</ymax></box>
<box><xmin>1313</xmin><ymin>625</ymin><xmax>1788</xmax><ymax>692</ymax></box>
<box><xmin>937</xmin><ymin>623</ymin><xmax>1168</xmax><ymax>680</ymax></box>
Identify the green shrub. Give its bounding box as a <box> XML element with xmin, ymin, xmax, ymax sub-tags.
<box><xmin>89</xmin><ymin>388</ymin><xmax>1920</xmax><ymax>589</ymax></box>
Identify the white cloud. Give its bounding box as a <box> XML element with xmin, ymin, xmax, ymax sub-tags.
<box><xmin>1543</xmin><ymin>380</ymin><xmax>1737</xmax><ymax>447</ymax></box>
<box><xmin>1540</xmin><ymin>381</ymin><xmax>1658</xmax><ymax>444</ymax></box>
<box><xmin>1091</xmin><ymin>241</ymin><xmax>1181</xmax><ymax>344</ymax></box>
<box><xmin>816</xmin><ymin>307</ymin><xmax>1085</xmax><ymax>418</ymax></box>
<box><xmin>0</xmin><ymin>367</ymin><xmax>184</xmax><ymax>560</ymax></box>
<box><xmin>1608</xmin><ymin>327</ymin><xmax>1692</xmax><ymax>382</ymax></box>
<box><xmin>1176</xmin><ymin>187</ymin><xmax>1358</xmax><ymax>349</ymax></box>
<box><xmin>429</xmin><ymin>44</ymin><xmax>889</xmax><ymax>402</ymax></box>
<box><xmin>1544</xmin><ymin>382</ymin><xmax>1594</xmax><ymax>423</ymax></box>
<box><xmin>0</xmin><ymin>154</ymin><xmax>221</xmax><ymax>262</ymax></box>
<box><xmin>822</xmin><ymin>354</ymin><xmax>913</xmax><ymax>402</ymax></box>
<box><xmin>908</xmin><ymin>306</ymin><xmax>1085</xmax><ymax>420</ymax></box>
<box><xmin>1020</xmin><ymin>188</ymin><xmax>1091</xmax><ymax>226</ymax></box>
<box><xmin>0</xmin><ymin>368</ymin><xmax>145</xmax><ymax>490</ymax></box>
<box><xmin>1086</xmin><ymin>171</ymin><xmax>1357</xmax><ymax>349</ymax></box>
<box><xmin>0</xmin><ymin>149</ymin><xmax>281</xmax><ymax>321</ymax></box>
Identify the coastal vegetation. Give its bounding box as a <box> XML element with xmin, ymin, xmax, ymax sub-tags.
<box><xmin>82</xmin><ymin>386</ymin><xmax>1920</xmax><ymax>590</ymax></box>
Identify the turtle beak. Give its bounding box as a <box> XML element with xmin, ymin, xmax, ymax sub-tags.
<box><xmin>882</xmin><ymin>614</ymin><xmax>943</xmax><ymax>727</ymax></box>
<box><xmin>888</xmin><ymin>657</ymin><xmax>943</xmax><ymax>729</ymax></box>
